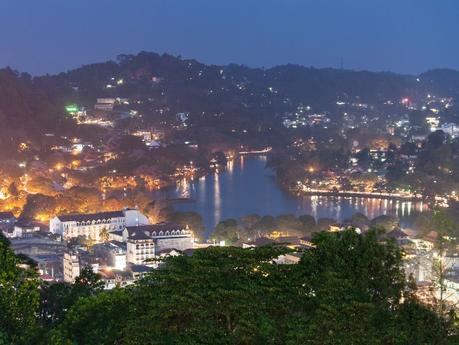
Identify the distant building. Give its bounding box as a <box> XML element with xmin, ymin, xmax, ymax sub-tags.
<box><xmin>328</xmin><ymin>224</ymin><xmax>342</xmax><ymax>232</ymax></box>
<box><xmin>98</xmin><ymin>269</ymin><xmax>134</xmax><ymax>289</ymax></box>
<box><xmin>94</xmin><ymin>98</ymin><xmax>116</xmax><ymax>111</ymax></box>
<box><xmin>0</xmin><ymin>212</ymin><xmax>16</xmax><ymax>227</ymax></box>
<box><xmin>242</xmin><ymin>237</ymin><xmax>277</xmax><ymax>248</ymax></box>
<box><xmin>94</xmin><ymin>103</ymin><xmax>114</xmax><ymax>111</ymax></box>
<box><xmin>12</xmin><ymin>220</ymin><xmax>41</xmax><ymax>238</ymax></box>
<box><xmin>63</xmin><ymin>251</ymin><xmax>80</xmax><ymax>283</ymax></box>
<box><xmin>130</xmin><ymin>264</ymin><xmax>154</xmax><ymax>280</ymax></box>
<box><xmin>384</xmin><ymin>228</ymin><xmax>412</xmax><ymax>246</ymax></box>
<box><xmin>50</xmin><ymin>208</ymin><xmax>149</xmax><ymax>241</ymax></box>
<box><xmin>93</xmin><ymin>241</ymin><xmax>127</xmax><ymax>270</ymax></box>
<box><xmin>440</xmin><ymin>123</ymin><xmax>459</xmax><ymax>138</ymax></box>
<box><xmin>300</xmin><ymin>235</ymin><xmax>315</xmax><ymax>249</ymax></box>
<box><xmin>274</xmin><ymin>253</ymin><xmax>302</xmax><ymax>265</ymax></box>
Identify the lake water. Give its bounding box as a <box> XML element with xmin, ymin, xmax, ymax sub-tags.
<box><xmin>155</xmin><ymin>156</ymin><xmax>425</xmax><ymax>233</ymax></box>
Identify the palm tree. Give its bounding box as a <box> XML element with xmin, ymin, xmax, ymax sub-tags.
<box><xmin>100</xmin><ymin>227</ymin><xmax>109</xmax><ymax>243</ymax></box>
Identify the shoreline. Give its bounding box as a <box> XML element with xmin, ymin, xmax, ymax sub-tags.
<box><xmin>293</xmin><ymin>189</ymin><xmax>424</xmax><ymax>202</ymax></box>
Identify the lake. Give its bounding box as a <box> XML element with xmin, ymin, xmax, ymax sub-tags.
<box><xmin>155</xmin><ymin>156</ymin><xmax>426</xmax><ymax>233</ymax></box>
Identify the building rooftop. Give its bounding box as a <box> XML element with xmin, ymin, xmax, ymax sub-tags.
<box><xmin>126</xmin><ymin>228</ymin><xmax>152</xmax><ymax>241</ymax></box>
<box><xmin>130</xmin><ymin>264</ymin><xmax>153</xmax><ymax>273</ymax></box>
<box><xmin>125</xmin><ymin>222</ymin><xmax>190</xmax><ymax>238</ymax></box>
<box><xmin>156</xmin><ymin>248</ymin><xmax>180</xmax><ymax>256</ymax></box>
<box><xmin>386</xmin><ymin>228</ymin><xmax>409</xmax><ymax>240</ymax></box>
<box><xmin>57</xmin><ymin>211</ymin><xmax>124</xmax><ymax>222</ymax></box>
<box><xmin>0</xmin><ymin>212</ymin><xmax>15</xmax><ymax>219</ymax></box>
<box><xmin>127</xmin><ymin>222</ymin><xmax>184</xmax><ymax>232</ymax></box>
<box><xmin>276</xmin><ymin>236</ymin><xmax>301</xmax><ymax>246</ymax></box>
<box><xmin>245</xmin><ymin>237</ymin><xmax>277</xmax><ymax>247</ymax></box>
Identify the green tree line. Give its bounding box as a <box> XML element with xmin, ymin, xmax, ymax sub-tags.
<box><xmin>1</xmin><ymin>230</ymin><xmax>458</xmax><ymax>344</ymax></box>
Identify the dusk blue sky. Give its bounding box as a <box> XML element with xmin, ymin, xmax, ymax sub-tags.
<box><xmin>0</xmin><ymin>0</ymin><xmax>458</xmax><ymax>75</ymax></box>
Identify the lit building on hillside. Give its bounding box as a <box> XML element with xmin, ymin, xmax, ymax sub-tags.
<box><xmin>123</xmin><ymin>223</ymin><xmax>194</xmax><ymax>265</ymax></box>
<box><xmin>49</xmin><ymin>209</ymin><xmax>149</xmax><ymax>241</ymax></box>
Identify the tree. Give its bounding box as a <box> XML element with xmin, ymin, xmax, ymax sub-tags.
<box><xmin>409</xmin><ymin>110</ymin><xmax>429</xmax><ymax>131</ymax></box>
<box><xmin>0</xmin><ymin>233</ymin><xmax>41</xmax><ymax>344</ymax></box>
<box><xmin>211</xmin><ymin>219</ymin><xmax>240</xmax><ymax>244</ymax></box>
<box><xmin>370</xmin><ymin>214</ymin><xmax>399</xmax><ymax>232</ymax></box>
<box><xmin>72</xmin><ymin>267</ymin><xmax>104</xmax><ymax>296</ymax></box>
<box><xmin>39</xmin><ymin>267</ymin><xmax>104</xmax><ymax>329</ymax></box>
<box><xmin>345</xmin><ymin>212</ymin><xmax>369</xmax><ymax>230</ymax></box>
<box><xmin>168</xmin><ymin>211</ymin><xmax>205</xmax><ymax>240</ymax></box>
<box><xmin>298</xmin><ymin>214</ymin><xmax>316</xmax><ymax>233</ymax></box>
<box><xmin>39</xmin><ymin>282</ymin><xmax>73</xmax><ymax>326</ymax></box>
<box><xmin>290</xmin><ymin>230</ymin><xmax>449</xmax><ymax>345</ymax></box>
<box><xmin>144</xmin><ymin>199</ymin><xmax>171</xmax><ymax>224</ymax></box>
<box><xmin>426</xmin><ymin>130</ymin><xmax>446</xmax><ymax>150</ymax></box>
<box><xmin>49</xmin><ymin>289</ymin><xmax>130</xmax><ymax>345</ymax></box>
<box><xmin>50</xmin><ymin>230</ymin><xmax>456</xmax><ymax>345</ymax></box>
<box><xmin>355</xmin><ymin>148</ymin><xmax>370</xmax><ymax>168</ymax></box>
<box><xmin>275</xmin><ymin>214</ymin><xmax>303</xmax><ymax>234</ymax></box>
<box><xmin>239</xmin><ymin>214</ymin><xmax>261</xmax><ymax>232</ymax></box>
<box><xmin>123</xmin><ymin>246</ymin><xmax>291</xmax><ymax>345</ymax></box>
<box><xmin>252</xmin><ymin>215</ymin><xmax>276</xmax><ymax>237</ymax></box>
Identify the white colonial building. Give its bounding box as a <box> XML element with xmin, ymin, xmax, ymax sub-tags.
<box><xmin>50</xmin><ymin>208</ymin><xmax>149</xmax><ymax>241</ymax></box>
<box><xmin>123</xmin><ymin>223</ymin><xmax>194</xmax><ymax>265</ymax></box>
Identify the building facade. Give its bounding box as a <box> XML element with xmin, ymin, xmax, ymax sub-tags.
<box><xmin>63</xmin><ymin>251</ymin><xmax>80</xmax><ymax>283</ymax></box>
<box><xmin>123</xmin><ymin>223</ymin><xmax>194</xmax><ymax>265</ymax></box>
<box><xmin>50</xmin><ymin>209</ymin><xmax>149</xmax><ymax>241</ymax></box>
<box><xmin>125</xmin><ymin>228</ymin><xmax>155</xmax><ymax>265</ymax></box>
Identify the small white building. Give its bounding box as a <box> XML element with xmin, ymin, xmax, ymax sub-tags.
<box><xmin>93</xmin><ymin>241</ymin><xmax>127</xmax><ymax>270</ymax></box>
<box><xmin>49</xmin><ymin>208</ymin><xmax>149</xmax><ymax>242</ymax></box>
<box><xmin>439</xmin><ymin>123</ymin><xmax>459</xmax><ymax>138</ymax></box>
<box><xmin>274</xmin><ymin>253</ymin><xmax>302</xmax><ymax>265</ymax></box>
<box><xmin>13</xmin><ymin>223</ymin><xmax>41</xmax><ymax>238</ymax></box>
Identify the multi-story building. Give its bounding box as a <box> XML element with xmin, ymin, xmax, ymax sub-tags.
<box><xmin>125</xmin><ymin>228</ymin><xmax>155</xmax><ymax>265</ymax></box>
<box><xmin>49</xmin><ymin>208</ymin><xmax>149</xmax><ymax>242</ymax></box>
<box><xmin>123</xmin><ymin>223</ymin><xmax>194</xmax><ymax>265</ymax></box>
<box><xmin>123</xmin><ymin>223</ymin><xmax>194</xmax><ymax>253</ymax></box>
<box><xmin>63</xmin><ymin>251</ymin><xmax>80</xmax><ymax>283</ymax></box>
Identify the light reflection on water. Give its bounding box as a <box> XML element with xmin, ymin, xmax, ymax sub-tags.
<box><xmin>156</xmin><ymin>156</ymin><xmax>426</xmax><ymax>232</ymax></box>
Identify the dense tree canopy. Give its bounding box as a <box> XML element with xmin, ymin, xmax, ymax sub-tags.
<box><xmin>2</xmin><ymin>229</ymin><xmax>456</xmax><ymax>344</ymax></box>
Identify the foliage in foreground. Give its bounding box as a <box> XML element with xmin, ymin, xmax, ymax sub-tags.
<box><xmin>1</xmin><ymin>230</ymin><xmax>458</xmax><ymax>344</ymax></box>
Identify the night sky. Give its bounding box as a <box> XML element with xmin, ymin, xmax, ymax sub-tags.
<box><xmin>1</xmin><ymin>0</ymin><xmax>458</xmax><ymax>75</ymax></box>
